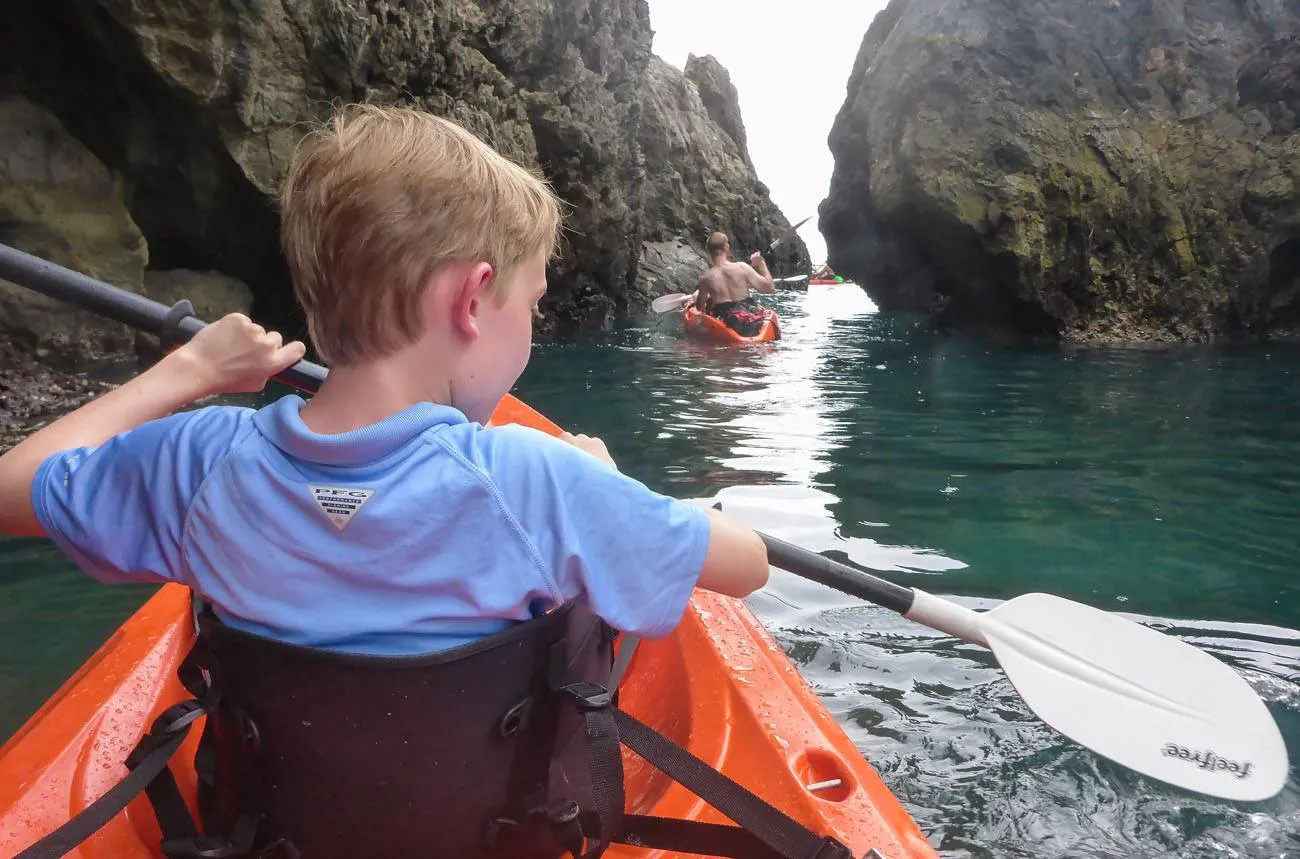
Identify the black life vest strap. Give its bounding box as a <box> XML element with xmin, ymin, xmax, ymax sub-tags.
<box><xmin>11</xmin><ymin>700</ymin><xmax>203</xmax><ymax>859</ymax></box>
<box><xmin>613</xmin><ymin>708</ymin><xmax>853</xmax><ymax>858</ymax></box>
<box><xmin>607</xmin><ymin>635</ymin><xmax>639</xmax><ymax>690</ymax></box>
<box><xmin>10</xmin><ymin>632</ymin><xmax>266</xmax><ymax>859</ymax></box>
<box><xmin>557</xmin><ymin>682</ymin><xmax>624</xmax><ymax>858</ymax></box>
<box><xmin>547</xmin><ymin>678</ymin><xmax>860</xmax><ymax>859</ymax></box>
<box><xmin>559</xmin><ymin>698</ymin><xmax>858</xmax><ymax>859</ymax></box>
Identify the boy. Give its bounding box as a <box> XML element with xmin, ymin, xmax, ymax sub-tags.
<box><xmin>0</xmin><ymin>103</ymin><xmax>769</xmax><ymax>656</ymax></box>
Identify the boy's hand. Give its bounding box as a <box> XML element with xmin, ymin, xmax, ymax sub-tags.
<box><xmin>559</xmin><ymin>431</ymin><xmax>617</xmax><ymax>469</ymax></box>
<box><xmin>176</xmin><ymin>313</ymin><xmax>307</xmax><ymax>396</ymax></box>
<box><xmin>749</xmin><ymin>252</ymin><xmax>764</xmax><ymax>267</ymax></box>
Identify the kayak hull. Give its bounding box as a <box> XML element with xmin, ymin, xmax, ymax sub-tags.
<box><xmin>0</xmin><ymin>396</ymin><xmax>937</xmax><ymax>859</ymax></box>
<box><xmin>682</xmin><ymin>302</ymin><xmax>780</xmax><ymax>345</ymax></box>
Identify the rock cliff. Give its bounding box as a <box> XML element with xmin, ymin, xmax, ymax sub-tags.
<box><xmin>821</xmin><ymin>0</ymin><xmax>1300</xmax><ymax>342</ymax></box>
<box><xmin>0</xmin><ymin>0</ymin><xmax>802</xmax><ymax>378</ymax></box>
<box><xmin>634</xmin><ymin>54</ymin><xmax>809</xmax><ymax>307</ymax></box>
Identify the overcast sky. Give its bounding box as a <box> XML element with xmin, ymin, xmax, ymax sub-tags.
<box><xmin>647</xmin><ymin>0</ymin><xmax>890</xmax><ymax>263</ymax></box>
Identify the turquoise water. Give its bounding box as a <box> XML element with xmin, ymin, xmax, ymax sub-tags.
<box><xmin>2</xmin><ymin>283</ymin><xmax>1298</xmax><ymax>857</ymax></box>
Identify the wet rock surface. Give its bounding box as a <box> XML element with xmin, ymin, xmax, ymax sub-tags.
<box><xmin>822</xmin><ymin>0</ymin><xmax>1300</xmax><ymax>342</ymax></box>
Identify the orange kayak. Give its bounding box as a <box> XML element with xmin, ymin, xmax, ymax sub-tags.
<box><xmin>0</xmin><ymin>396</ymin><xmax>937</xmax><ymax>859</ymax></box>
<box><xmin>682</xmin><ymin>301</ymin><xmax>781</xmax><ymax>345</ymax></box>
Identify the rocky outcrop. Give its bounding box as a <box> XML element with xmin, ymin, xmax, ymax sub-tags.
<box><xmin>0</xmin><ymin>96</ymin><xmax>255</xmax><ymax>359</ymax></box>
<box><xmin>636</xmin><ymin>238</ymin><xmax>710</xmax><ymax>302</ymax></box>
<box><xmin>0</xmin><ymin>0</ymin><xmax>799</xmax><ymax>367</ymax></box>
<box><xmin>0</xmin><ymin>339</ymin><xmax>113</xmax><ymax>451</ymax></box>
<box><xmin>821</xmin><ymin>0</ymin><xmax>1300</xmax><ymax>342</ymax></box>
<box><xmin>0</xmin><ymin>0</ymin><xmax>649</xmax><ymax>337</ymax></box>
<box><xmin>0</xmin><ymin>96</ymin><xmax>149</xmax><ymax>361</ymax></box>
<box><xmin>634</xmin><ymin>55</ymin><xmax>808</xmax><ymax>305</ymax></box>
<box><xmin>0</xmin><ymin>93</ymin><xmax>253</xmax><ymax>449</ymax></box>
<box><xmin>685</xmin><ymin>54</ymin><xmax>751</xmax><ymax>169</ymax></box>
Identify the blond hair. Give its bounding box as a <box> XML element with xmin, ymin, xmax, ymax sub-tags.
<box><xmin>706</xmin><ymin>231</ymin><xmax>729</xmax><ymax>255</ymax></box>
<box><xmin>279</xmin><ymin>102</ymin><xmax>562</xmax><ymax>364</ymax></box>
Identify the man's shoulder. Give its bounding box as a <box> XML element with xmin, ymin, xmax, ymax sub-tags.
<box><xmin>717</xmin><ymin>260</ymin><xmax>754</xmax><ymax>279</ymax></box>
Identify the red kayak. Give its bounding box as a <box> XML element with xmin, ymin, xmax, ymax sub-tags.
<box><xmin>682</xmin><ymin>300</ymin><xmax>781</xmax><ymax>345</ymax></box>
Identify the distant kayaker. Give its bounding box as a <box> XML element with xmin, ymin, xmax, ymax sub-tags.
<box><xmin>811</xmin><ymin>262</ymin><xmax>838</xmax><ymax>280</ymax></box>
<box><xmin>0</xmin><ymin>103</ymin><xmax>772</xmax><ymax>856</ymax></box>
<box><xmin>694</xmin><ymin>230</ymin><xmax>776</xmax><ymax>337</ymax></box>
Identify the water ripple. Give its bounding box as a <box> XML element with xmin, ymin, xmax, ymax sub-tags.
<box><xmin>520</xmin><ymin>284</ymin><xmax>1300</xmax><ymax>857</ymax></box>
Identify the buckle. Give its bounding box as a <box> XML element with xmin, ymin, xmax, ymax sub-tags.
<box><xmin>161</xmin><ymin>812</ymin><xmax>270</xmax><ymax>858</ymax></box>
<box><xmin>151</xmin><ymin>700</ymin><xmax>207</xmax><ymax>737</ymax></box>
<box><xmin>561</xmin><ymin>682</ymin><xmax>612</xmax><ymax>711</ymax></box>
<box><xmin>485</xmin><ymin>799</ymin><xmax>582</xmax><ymax>846</ymax></box>
<box><xmin>532</xmin><ymin>799</ymin><xmax>580</xmax><ymax>824</ymax></box>
<box><xmin>808</xmin><ymin>837</ymin><xmax>857</xmax><ymax>859</ymax></box>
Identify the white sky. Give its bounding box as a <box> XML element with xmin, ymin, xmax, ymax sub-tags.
<box><xmin>648</xmin><ymin>0</ymin><xmax>890</xmax><ymax>264</ymax></box>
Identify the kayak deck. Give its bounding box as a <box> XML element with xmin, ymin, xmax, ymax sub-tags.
<box><xmin>0</xmin><ymin>395</ymin><xmax>936</xmax><ymax>858</ymax></box>
<box><xmin>682</xmin><ymin>302</ymin><xmax>780</xmax><ymax>344</ymax></box>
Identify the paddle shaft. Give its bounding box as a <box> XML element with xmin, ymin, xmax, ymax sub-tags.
<box><xmin>757</xmin><ymin>534</ymin><xmax>914</xmax><ymax>614</ymax></box>
<box><xmin>767</xmin><ymin>216</ymin><xmax>812</xmax><ymax>251</ymax></box>
<box><xmin>0</xmin><ymin>243</ymin><xmax>328</xmax><ymax>395</ymax></box>
<box><xmin>3</xmin><ymin>240</ymin><xmax>921</xmax><ymax>612</ymax></box>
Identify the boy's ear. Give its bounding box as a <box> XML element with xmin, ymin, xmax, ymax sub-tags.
<box><xmin>448</xmin><ymin>262</ymin><xmax>495</xmax><ymax>340</ymax></box>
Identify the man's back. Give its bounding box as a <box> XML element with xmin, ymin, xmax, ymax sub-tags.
<box><xmin>697</xmin><ymin>260</ymin><xmax>762</xmax><ymax>308</ymax></box>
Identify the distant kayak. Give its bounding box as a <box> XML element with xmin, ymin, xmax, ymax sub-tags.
<box><xmin>682</xmin><ymin>300</ymin><xmax>781</xmax><ymax>344</ymax></box>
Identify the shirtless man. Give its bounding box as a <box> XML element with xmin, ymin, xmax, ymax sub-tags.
<box><xmin>694</xmin><ymin>231</ymin><xmax>776</xmax><ymax>337</ymax></box>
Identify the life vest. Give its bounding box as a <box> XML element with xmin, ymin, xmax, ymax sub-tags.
<box><xmin>710</xmin><ymin>297</ymin><xmax>771</xmax><ymax>337</ymax></box>
<box><xmin>16</xmin><ymin>594</ymin><xmax>867</xmax><ymax>859</ymax></box>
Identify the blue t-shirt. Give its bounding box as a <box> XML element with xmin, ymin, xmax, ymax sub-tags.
<box><xmin>31</xmin><ymin>395</ymin><xmax>711</xmax><ymax>655</ymax></box>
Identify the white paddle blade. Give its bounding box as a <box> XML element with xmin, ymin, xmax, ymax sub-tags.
<box><xmin>651</xmin><ymin>293</ymin><xmax>691</xmax><ymax>313</ymax></box>
<box><xmin>775</xmin><ymin>274</ymin><xmax>809</xmax><ymax>283</ymax></box>
<box><xmin>983</xmin><ymin>593</ymin><xmax>1288</xmax><ymax>801</ymax></box>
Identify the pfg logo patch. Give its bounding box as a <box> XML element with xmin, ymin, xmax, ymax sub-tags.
<box><xmin>1162</xmin><ymin>743</ymin><xmax>1254</xmax><ymax>779</ymax></box>
<box><xmin>310</xmin><ymin>485</ymin><xmax>375</xmax><ymax>530</ymax></box>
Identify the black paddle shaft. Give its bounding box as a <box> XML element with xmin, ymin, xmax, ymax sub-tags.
<box><xmin>2</xmin><ymin>241</ymin><xmax>920</xmax><ymax>616</ymax></box>
<box><xmin>757</xmin><ymin>533</ymin><xmax>917</xmax><ymax>615</ymax></box>
<box><xmin>0</xmin><ymin>242</ymin><xmax>327</xmax><ymax>395</ymax></box>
